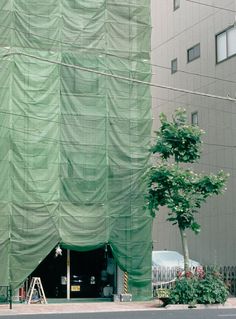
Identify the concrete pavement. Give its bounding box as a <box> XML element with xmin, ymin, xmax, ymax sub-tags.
<box><xmin>1</xmin><ymin>298</ymin><xmax>236</xmax><ymax>316</ymax></box>
<box><xmin>1</xmin><ymin>300</ymin><xmax>161</xmax><ymax>316</ymax></box>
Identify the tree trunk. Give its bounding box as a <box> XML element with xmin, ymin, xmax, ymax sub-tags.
<box><xmin>179</xmin><ymin>227</ymin><xmax>190</xmax><ymax>273</ymax></box>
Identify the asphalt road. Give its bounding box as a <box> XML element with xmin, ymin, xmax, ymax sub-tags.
<box><xmin>1</xmin><ymin>310</ymin><xmax>236</xmax><ymax>319</ymax></box>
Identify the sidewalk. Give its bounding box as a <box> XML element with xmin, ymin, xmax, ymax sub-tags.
<box><xmin>0</xmin><ymin>300</ymin><xmax>160</xmax><ymax>316</ymax></box>
<box><xmin>1</xmin><ymin>298</ymin><xmax>236</xmax><ymax>316</ymax></box>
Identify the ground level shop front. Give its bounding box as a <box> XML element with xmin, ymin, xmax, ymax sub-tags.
<box><xmin>8</xmin><ymin>244</ymin><xmax>151</xmax><ymax>303</ymax></box>
<box><xmin>30</xmin><ymin>247</ymin><xmax>116</xmax><ymax>300</ymax></box>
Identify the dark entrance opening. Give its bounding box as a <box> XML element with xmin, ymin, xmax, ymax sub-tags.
<box><xmin>30</xmin><ymin>246</ymin><xmax>116</xmax><ymax>299</ymax></box>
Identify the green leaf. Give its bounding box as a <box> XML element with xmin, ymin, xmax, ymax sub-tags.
<box><xmin>146</xmin><ymin>108</ymin><xmax>229</xmax><ymax>274</ymax></box>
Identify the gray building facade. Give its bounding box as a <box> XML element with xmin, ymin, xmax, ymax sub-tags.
<box><xmin>151</xmin><ymin>0</ymin><xmax>236</xmax><ymax>265</ymax></box>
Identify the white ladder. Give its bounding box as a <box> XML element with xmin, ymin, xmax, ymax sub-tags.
<box><xmin>26</xmin><ymin>277</ymin><xmax>47</xmax><ymax>304</ymax></box>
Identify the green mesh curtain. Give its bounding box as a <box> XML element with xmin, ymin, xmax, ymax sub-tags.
<box><xmin>0</xmin><ymin>0</ymin><xmax>152</xmax><ymax>300</ymax></box>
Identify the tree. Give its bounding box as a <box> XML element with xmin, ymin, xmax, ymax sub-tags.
<box><xmin>147</xmin><ymin>108</ymin><xmax>228</xmax><ymax>272</ymax></box>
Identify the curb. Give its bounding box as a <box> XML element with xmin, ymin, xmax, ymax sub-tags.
<box><xmin>0</xmin><ymin>299</ymin><xmax>236</xmax><ymax>315</ymax></box>
<box><xmin>165</xmin><ymin>302</ymin><xmax>234</xmax><ymax>310</ymax></box>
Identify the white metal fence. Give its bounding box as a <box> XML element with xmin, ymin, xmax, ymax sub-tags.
<box><xmin>152</xmin><ymin>265</ymin><xmax>236</xmax><ymax>296</ymax></box>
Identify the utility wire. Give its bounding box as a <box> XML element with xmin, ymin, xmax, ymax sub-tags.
<box><xmin>151</xmin><ymin>63</ymin><xmax>236</xmax><ymax>84</ymax></box>
<box><xmin>153</xmin><ymin>75</ymin><xmax>236</xmax><ymax>106</ymax></box>
<box><xmin>0</xmin><ymin>110</ymin><xmax>153</xmax><ymax>139</ymax></box>
<box><xmin>2</xmin><ymin>87</ymin><xmax>236</xmax><ymax>131</ymax></box>
<box><xmin>204</xmin><ymin>142</ymin><xmax>236</xmax><ymax>148</ymax></box>
<box><xmin>3</xmin><ymin>105</ymin><xmax>236</xmax><ymax>142</ymax></box>
<box><xmin>185</xmin><ymin>0</ymin><xmax>236</xmax><ymax>13</ymax></box>
<box><xmin>1</xmin><ymin>120</ymin><xmax>236</xmax><ymax>154</ymax></box>
<box><xmin>0</xmin><ymin>23</ymin><xmax>235</xmax><ymax>85</ymax></box>
<box><xmin>0</xmin><ymin>123</ymin><xmax>153</xmax><ymax>151</ymax></box>
<box><xmin>152</xmin><ymin>68</ymin><xmax>236</xmax><ymax>111</ymax></box>
<box><xmin>152</xmin><ymin>0</ymin><xmax>236</xmax><ymax>52</ymax></box>
<box><xmin>3</xmin><ymin>51</ymin><xmax>236</xmax><ymax>102</ymax></box>
<box><xmin>152</xmin><ymin>10</ymin><xmax>218</xmax><ymax>52</ymax></box>
<box><xmin>153</xmin><ymin>95</ymin><xmax>236</xmax><ymax>116</ymax></box>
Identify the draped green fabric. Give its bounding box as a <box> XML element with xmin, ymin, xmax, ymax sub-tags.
<box><xmin>0</xmin><ymin>0</ymin><xmax>152</xmax><ymax>300</ymax></box>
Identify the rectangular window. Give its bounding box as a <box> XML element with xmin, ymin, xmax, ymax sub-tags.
<box><xmin>187</xmin><ymin>43</ymin><xmax>200</xmax><ymax>63</ymax></box>
<box><xmin>216</xmin><ymin>32</ymin><xmax>227</xmax><ymax>62</ymax></box>
<box><xmin>228</xmin><ymin>27</ymin><xmax>236</xmax><ymax>57</ymax></box>
<box><xmin>216</xmin><ymin>26</ymin><xmax>236</xmax><ymax>63</ymax></box>
<box><xmin>171</xmin><ymin>58</ymin><xmax>178</xmax><ymax>74</ymax></box>
<box><xmin>173</xmin><ymin>0</ymin><xmax>180</xmax><ymax>10</ymax></box>
<box><xmin>191</xmin><ymin>112</ymin><xmax>198</xmax><ymax>126</ymax></box>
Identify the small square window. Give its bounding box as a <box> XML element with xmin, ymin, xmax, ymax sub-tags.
<box><xmin>173</xmin><ymin>0</ymin><xmax>180</xmax><ymax>10</ymax></box>
<box><xmin>171</xmin><ymin>58</ymin><xmax>178</xmax><ymax>74</ymax></box>
<box><xmin>187</xmin><ymin>43</ymin><xmax>200</xmax><ymax>63</ymax></box>
<box><xmin>191</xmin><ymin>112</ymin><xmax>198</xmax><ymax>125</ymax></box>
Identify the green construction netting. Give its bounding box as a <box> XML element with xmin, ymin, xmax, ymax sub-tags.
<box><xmin>0</xmin><ymin>0</ymin><xmax>153</xmax><ymax>300</ymax></box>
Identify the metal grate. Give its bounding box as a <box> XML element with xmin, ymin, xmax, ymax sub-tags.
<box><xmin>0</xmin><ymin>286</ymin><xmax>12</xmax><ymax>309</ymax></box>
<box><xmin>205</xmin><ymin>266</ymin><xmax>236</xmax><ymax>296</ymax></box>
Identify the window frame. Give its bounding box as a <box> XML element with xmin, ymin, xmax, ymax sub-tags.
<box><xmin>216</xmin><ymin>25</ymin><xmax>236</xmax><ymax>64</ymax></box>
<box><xmin>171</xmin><ymin>58</ymin><xmax>178</xmax><ymax>74</ymax></box>
<box><xmin>191</xmin><ymin>111</ymin><xmax>199</xmax><ymax>126</ymax></box>
<box><xmin>187</xmin><ymin>43</ymin><xmax>200</xmax><ymax>63</ymax></box>
<box><xmin>173</xmin><ymin>0</ymin><xmax>180</xmax><ymax>11</ymax></box>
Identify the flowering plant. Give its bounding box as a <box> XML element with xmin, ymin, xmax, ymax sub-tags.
<box><xmin>168</xmin><ymin>267</ymin><xmax>229</xmax><ymax>305</ymax></box>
